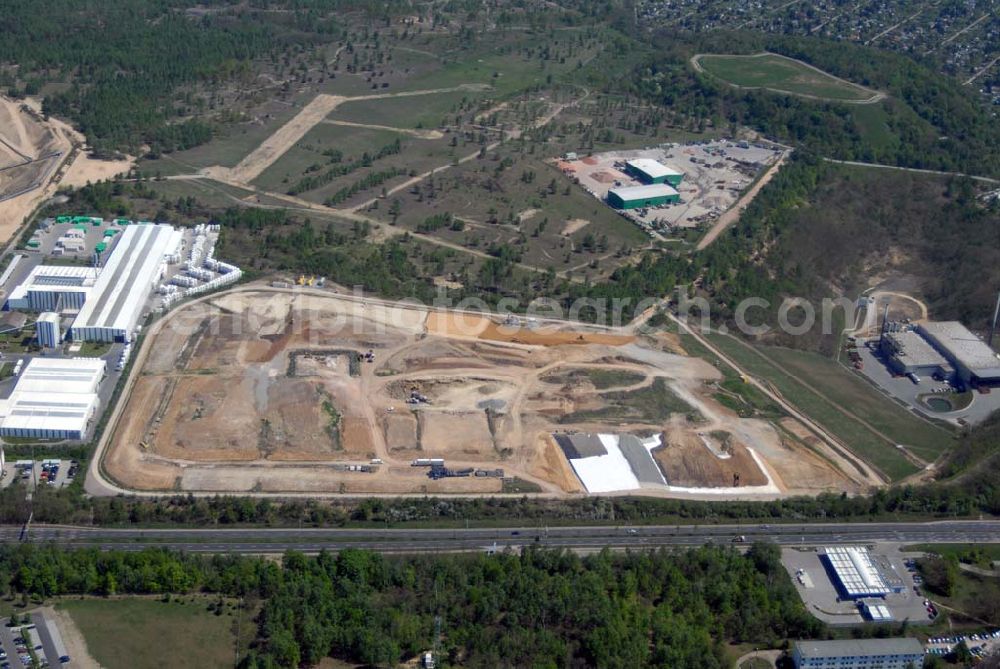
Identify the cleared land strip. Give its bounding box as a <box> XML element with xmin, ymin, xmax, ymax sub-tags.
<box><xmin>930</xmin><ymin>13</ymin><xmax>992</xmax><ymax>51</ymax></box>
<box><xmin>205</xmin><ymin>84</ymin><xmax>491</xmax><ymax>185</ymax></box>
<box><xmin>865</xmin><ymin>2</ymin><xmax>937</xmax><ymax>45</ymax></box>
<box><xmin>823</xmin><ymin>158</ymin><xmax>1000</xmax><ymax>184</ymax></box>
<box><xmin>965</xmin><ymin>55</ymin><xmax>1000</xmax><ymax>85</ymax></box>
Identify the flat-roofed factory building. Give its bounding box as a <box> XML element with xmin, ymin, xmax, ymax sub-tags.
<box><xmin>4</xmin><ymin>265</ymin><xmax>97</xmax><ymax>312</ymax></box>
<box><xmin>70</xmin><ymin>223</ymin><xmax>182</xmax><ymax>342</ymax></box>
<box><xmin>0</xmin><ymin>357</ymin><xmax>106</xmax><ymax>440</ymax></box>
<box><xmin>879</xmin><ymin>329</ymin><xmax>952</xmax><ymax>379</ymax></box>
<box><xmin>821</xmin><ymin>546</ymin><xmax>898</xmax><ymax>599</ymax></box>
<box><xmin>607</xmin><ymin>184</ymin><xmax>680</xmax><ymax>210</ymax></box>
<box><xmin>792</xmin><ymin>638</ymin><xmax>923</xmax><ymax>669</ymax></box>
<box><xmin>917</xmin><ymin>321</ymin><xmax>1000</xmax><ymax>387</ymax></box>
<box><xmin>624</xmin><ymin>158</ymin><xmax>684</xmax><ymax>186</ymax></box>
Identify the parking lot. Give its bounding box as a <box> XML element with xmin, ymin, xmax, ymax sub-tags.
<box><xmin>0</xmin><ymin>459</ymin><xmax>79</xmax><ymax>491</ymax></box>
<box><xmin>0</xmin><ymin>610</ymin><xmax>72</xmax><ymax>668</ymax></box>
<box><xmin>854</xmin><ymin>338</ymin><xmax>1000</xmax><ymax>426</ymax></box>
<box><xmin>925</xmin><ymin>630</ymin><xmax>1000</xmax><ymax>661</ymax></box>
<box><xmin>557</xmin><ymin>140</ymin><xmax>783</xmax><ymax>236</ymax></box>
<box><xmin>782</xmin><ymin>547</ymin><xmax>934</xmax><ymax>626</ymax></box>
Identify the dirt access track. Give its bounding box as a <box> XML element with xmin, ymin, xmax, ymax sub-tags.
<box><xmin>96</xmin><ymin>286</ymin><xmax>857</xmax><ymax>497</ymax></box>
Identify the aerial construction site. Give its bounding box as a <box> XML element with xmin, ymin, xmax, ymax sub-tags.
<box><xmin>98</xmin><ymin>287</ymin><xmax>860</xmax><ymax>497</ymax></box>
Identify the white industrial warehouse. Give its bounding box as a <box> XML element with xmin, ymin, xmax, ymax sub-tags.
<box><xmin>0</xmin><ymin>358</ymin><xmax>106</xmax><ymax>440</ymax></box>
<box><xmin>0</xmin><ymin>218</ymin><xmax>245</xmax><ymax>440</ymax></box>
<box><xmin>822</xmin><ymin>546</ymin><xmax>892</xmax><ymax>598</ymax></box>
<box><xmin>5</xmin><ymin>265</ymin><xmax>97</xmax><ymax>311</ymax></box>
<box><xmin>917</xmin><ymin>321</ymin><xmax>1000</xmax><ymax>386</ymax></box>
<box><xmin>70</xmin><ymin>223</ymin><xmax>183</xmax><ymax>342</ymax></box>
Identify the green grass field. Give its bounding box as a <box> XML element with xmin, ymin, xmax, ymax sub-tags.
<box><xmin>704</xmin><ymin>333</ymin><xmax>941</xmax><ymax>480</ymax></box>
<box><xmin>58</xmin><ymin>597</ymin><xmax>243</xmax><ymax>669</ymax></box>
<box><xmin>697</xmin><ymin>53</ymin><xmax>876</xmax><ymax>101</ymax></box>
<box><xmin>762</xmin><ymin>347</ymin><xmax>953</xmax><ymax>460</ymax></box>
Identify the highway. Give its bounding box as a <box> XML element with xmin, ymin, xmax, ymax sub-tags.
<box><xmin>4</xmin><ymin>521</ymin><xmax>999</xmax><ymax>554</ymax></box>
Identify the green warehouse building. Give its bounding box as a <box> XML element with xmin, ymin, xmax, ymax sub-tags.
<box><xmin>625</xmin><ymin>158</ymin><xmax>683</xmax><ymax>186</ymax></box>
<box><xmin>607</xmin><ymin>184</ymin><xmax>680</xmax><ymax>209</ymax></box>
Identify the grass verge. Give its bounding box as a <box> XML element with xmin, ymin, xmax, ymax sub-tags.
<box><xmin>705</xmin><ymin>333</ymin><xmax>928</xmax><ymax>480</ymax></box>
<box><xmin>57</xmin><ymin>597</ymin><xmax>242</xmax><ymax>669</ymax></box>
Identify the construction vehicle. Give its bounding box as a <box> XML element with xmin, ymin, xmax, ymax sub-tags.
<box><xmin>297</xmin><ymin>275</ymin><xmax>306</xmax><ymax>286</ymax></box>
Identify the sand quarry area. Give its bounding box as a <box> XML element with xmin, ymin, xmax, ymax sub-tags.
<box><xmin>0</xmin><ymin>96</ymin><xmax>135</xmax><ymax>247</ymax></box>
<box><xmin>104</xmin><ymin>289</ymin><xmax>856</xmax><ymax>496</ymax></box>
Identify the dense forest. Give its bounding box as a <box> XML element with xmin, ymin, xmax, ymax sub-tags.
<box><xmin>0</xmin><ymin>0</ymin><xmax>338</xmax><ymax>154</ymax></box>
<box><xmin>629</xmin><ymin>31</ymin><xmax>1000</xmax><ymax>177</ymax></box>
<box><xmin>1</xmin><ymin>542</ymin><xmax>820</xmax><ymax>668</ymax></box>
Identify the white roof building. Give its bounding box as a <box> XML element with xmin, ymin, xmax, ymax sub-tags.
<box><xmin>609</xmin><ymin>183</ymin><xmax>680</xmax><ymax>200</ymax></box>
<box><xmin>0</xmin><ymin>357</ymin><xmax>106</xmax><ymax>440</ymax></box>
<box><xmin>70</xmin><ymin>224</ymin><xmax>182</xmax><ymax>342</ymax></box>
<box><xmin>5</xmin><ymin>265</ymin><xmax>98</xmax><ymax>312</ymax></box>
<box><xmin>625</xmin><ymin>158</ymin><xmax>682</xmax><ymax>181</ymax></box>
<box><xmin>918</xmin><ymin>321</ymin><xmax>1000</xmax><ymax>382</ymax></box>
<box><xmin>823</xmin><ymin>546</ymin><xmax>891</xmax><ymax>598</ymax></box>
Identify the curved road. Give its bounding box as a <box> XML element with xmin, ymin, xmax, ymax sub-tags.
<box><xmin>7</xmin><ymin>520</ymin><xmax>1000</xmax><ymax>554</ymax></box>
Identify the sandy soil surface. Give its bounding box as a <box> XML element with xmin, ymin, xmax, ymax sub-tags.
<box><xmin>45</xmin><ymin>606</ymin><xmax>104</xmax><ymax>669</ymax></box>
<box><xmin>654</xmin><ymin>425</ymin><xmax>769</xmax><ymax>487</ymax></box>
<box><xmin>0</xmin><ymin>98</ymin><xmax>36</xmax><ymax>159</ymax></box>
<box><xmin>60</xmin><ymin>152</ymin><xmax>135</xmax><ymax>189</ymax></box>
<box><xmin>0</xmin><ymin>96</ymin><xmax>81</xmax><ymax>246</ymax></box>
<box><xmin>207</xmin><ymin>93</ymin><xmax>348</xmax><ymax>184</ymax></box>
<box><xmin>103</xmin><ymin>287</ymin><xmax>854</xmax><ymax>497</ymax></box>
<box><xmin>561</xmin><ymin>218</ymin><xmax>590</xmax><ymax>236</ymax></box>
<box><xmin>426</xmin><ymin>311</ymin><xmax>635</xmax><ymax>346</ymax></box>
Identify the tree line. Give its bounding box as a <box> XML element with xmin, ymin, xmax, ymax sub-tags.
<box><xmin>0</xmin><ymin>541</ymin><xmax>822</xmax><ymax>668</ymax></box>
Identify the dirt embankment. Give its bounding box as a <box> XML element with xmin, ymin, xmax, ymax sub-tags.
<box><xmin>654</xmin><ymin>426</ymin><xmax>768</xmax><ymax>487</ymax></box>
<box><xmin>426</xmin><ymin>311</ymin><xmax>635</xmax><ymax>346</ymax></box>
<box><xmin>0</xmin><ymin>96</ymin><xmax>78</xmax><ymax>245</ymax></box>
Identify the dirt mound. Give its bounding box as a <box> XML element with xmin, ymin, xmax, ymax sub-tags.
<box><xmin>653</xmin><ymin>428</ymin><xmax>767</xmax><ymax>487</ymax></box>
<box><xmin>426</xmin><ymin>311</ymin><xmax>634</xmax><ymax>346</ymax></box>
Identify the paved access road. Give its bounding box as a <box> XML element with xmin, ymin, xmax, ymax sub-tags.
<box><xmin>3</xmin><ymin>520</ymin><xmax>999</xmax><ymax>554</ymax></box>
